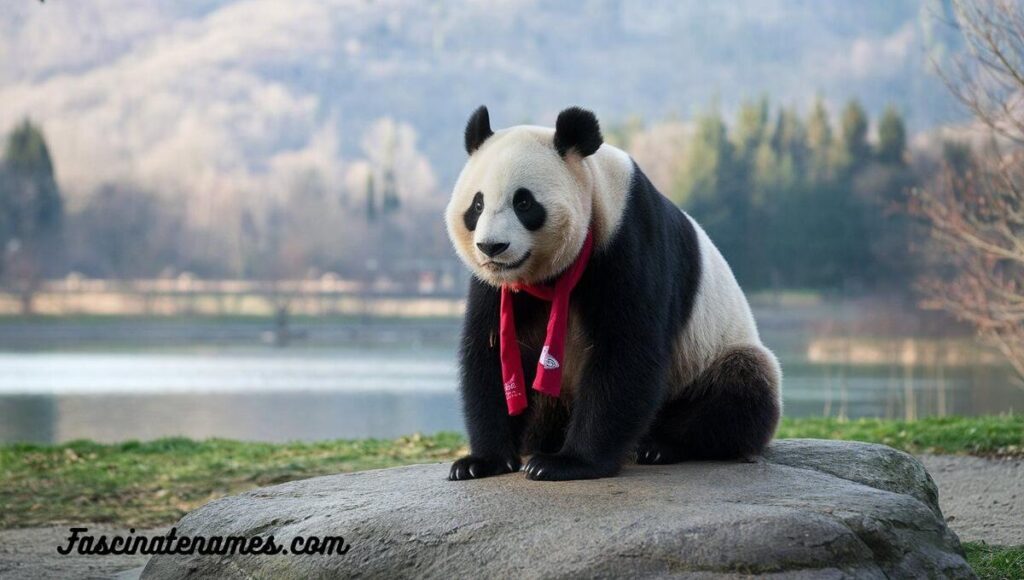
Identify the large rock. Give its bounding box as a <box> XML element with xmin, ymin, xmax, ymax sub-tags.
<box><xmin>142</xmin><ymin>439</ymin><xmax>973</xmax><ymax>579</ymax></box>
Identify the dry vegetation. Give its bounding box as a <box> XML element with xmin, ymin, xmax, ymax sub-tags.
<box><xmin>914</xmin><ymin>0</ymin><xmax>1024</xmax><ymax>384</ymax></box>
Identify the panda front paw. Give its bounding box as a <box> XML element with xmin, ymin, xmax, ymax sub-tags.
<box><xmin>634</xmin><ymin>439</ymin><xmax>684</xmax><ymax>465</ymax></box>
<box><xmin>448</xmin><ymin>454</ymin><xmax>521</xmax><ymax>481</ymax></box>
<box><xmin>524</xmin><ymin>452</ymin><xmax>619</xmax><ymax>481</ymax></box>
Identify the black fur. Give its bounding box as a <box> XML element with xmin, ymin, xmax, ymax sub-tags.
<box><xmin>635</xmin><ymin>346</ymin><xmax>780</xmax><ymax>464</ymax></box>
<box><xmin>553</xmin><ymin>107</ymin><xmax>603</xmax><ymax>158</ymax></box>
<box><xmin>448</xmin><ymin>276</ymin><xmax>529</xmax><ymax>481</ymax></box>
<box><xmin>450</xmin><ymin>163</ymin><xmax>779</xmax><ymax>482</ymax></box>
<box><xmin>512</xmin><ymin>188</ymin><xmax>546</xmax><ymax>231</ymax></box>
<box><xmin>464</xmin><ymin>106</ymin><xmax>493</xmax><ymax>155</ymax></box>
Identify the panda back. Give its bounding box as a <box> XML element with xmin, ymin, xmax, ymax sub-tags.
<box><xmin>668</xmin><ymin>212</ymin><xmax>764</xmax><ymax>389</ymax></box>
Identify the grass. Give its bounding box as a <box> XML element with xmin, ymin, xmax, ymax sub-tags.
<box><xmin>0</xmin><ymin>433</ymin><xmax>468</xmax><ymax>529</ymax></box>
<box><xmin>776</xmin><ymin>415</ymin><xmax>1024</xmax><ymax>458</ymax></box>
<box><xmin>963</xmin><ymin>542</ymin><xmax>1024</xmax><ymax>580</ymax></box>
<box><xmin>0</xmin><ymin>415</ymin><xmax>1020</xmax><ymax>531</ymax></box>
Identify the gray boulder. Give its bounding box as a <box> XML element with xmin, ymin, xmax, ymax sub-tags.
<box><xmin>141</xmin><ymin>439</ymin><xmax>974</xmax><ymax>579</ymax></box>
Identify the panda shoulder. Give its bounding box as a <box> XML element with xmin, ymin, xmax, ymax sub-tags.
<box><xmin>586</xmin><ymin>144</ymin><xmax>635</xmax><ymax>247</ymax></box>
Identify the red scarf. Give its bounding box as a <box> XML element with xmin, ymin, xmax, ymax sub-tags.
<box><xmin>499</xmin><ymin>230</ymin><xmax>594</xmax><ymax>415</ymax></box>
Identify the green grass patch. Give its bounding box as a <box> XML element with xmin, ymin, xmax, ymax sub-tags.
<box><xmin>964</xmin><ymin>542</ymin><xmax>1024</xmax><ymax>579</ymax></box>
<box><xmin>0</xmin><ymin>416</ymin><xmax>1021</xmax><ymax>529</ymax></box>
<box><xmin>777</xmin><ymin>415</ymin><xmax>1023</xmax><ymax>458</ymax></box>
<box><xmin>0</xmin><ymin>433</ymin><xmax>467</xmax><ymax>529</ymax></box>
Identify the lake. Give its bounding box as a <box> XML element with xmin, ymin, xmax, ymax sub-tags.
<box><xmin>1</xmin><ymin>314</ymin><xmax>1022</xmax><ymax>443</ymax></box>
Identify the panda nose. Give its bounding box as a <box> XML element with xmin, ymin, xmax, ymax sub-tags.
<box><xmin>476</xmin><ymin>241</ymin><xmax>510</xmax><ymax>257</ymax></box>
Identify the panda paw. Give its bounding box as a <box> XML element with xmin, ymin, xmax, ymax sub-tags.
<box><xmin>524</xmin><ymin>453</ymin><xmax>619</xmax><ymax>481</ymax></box>
<box><xmin>448</xmin><ymin>454</ymin><xmax>520</xmax><ymax>481</ymax></box>
<box><xmin>634</xmin><ymin>439</ymin><xmax>683</xmax><ymax>465</ymax></box>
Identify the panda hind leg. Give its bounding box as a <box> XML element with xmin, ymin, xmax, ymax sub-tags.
<box><xmin>635</xmin><ymin>345</ymin><xmax>781</xmax><ymax>464</ymax></box>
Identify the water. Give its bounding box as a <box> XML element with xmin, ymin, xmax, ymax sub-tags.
<box><xmin>0</xmin><ymin>347</ymin><xmax>462</xmax><ymax>443</ymax></box>
<box><xmin>1</xmin><ymin>319</ymin><xmax>1022</xmax><ymax>444</ymax></box>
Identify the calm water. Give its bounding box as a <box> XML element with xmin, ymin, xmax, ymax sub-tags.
<box><xmin>1</xmin><ymin>320</ymin><xmax>1022</xmax><ymax>443</ymax></box>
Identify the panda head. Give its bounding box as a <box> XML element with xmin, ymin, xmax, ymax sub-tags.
<box><xmin>445</xmin><ymin>105</ymin><xmax>604</xmax><ymax>287</ymax></box>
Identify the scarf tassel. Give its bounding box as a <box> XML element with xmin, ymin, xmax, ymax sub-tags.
<box><xmin>498</xmin><ymin>230</ymin><xmax>594</xmax><ymax>416</ymax></box>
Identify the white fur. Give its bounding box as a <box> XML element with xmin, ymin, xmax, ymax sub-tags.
<box><xmin>571</xmin><ymin>140</ymin><xmax>633</xmax><ymax>249</ymax></box>
<box><xmin>668</xmin><ymin>214</ymin><xmax>782</xmax><ymax>399</ymax></box>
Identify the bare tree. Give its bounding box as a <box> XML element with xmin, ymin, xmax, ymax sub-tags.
<box><xmin>914</xmin><ymin>0</ymin><xmax>1024</xmax><ymax>383</ymax></box>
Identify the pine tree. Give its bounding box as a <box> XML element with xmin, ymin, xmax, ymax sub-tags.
<box><xmin>865</xmin><ymin>106</ymin><xmax>915</xmax><ymax>289</ymax></box>
<box><xmin>733</xmin><ymin>96</ymin><xmax>770</xmax><ymax>164</ymax></box>
<box><xmin>805</xmin><ymin>97</ymin><xmax>832</xmax><ymax>184</ymax></box>
<box><xmin>676</xmin><ymin>106</ymin><xmax>748</xmax><ymax>281</ymax></box>
<box><xmin>0</xmin><ymin>119</ymin><xmax>64</xmax><ymax>313</ymax></box>
<box><xmin>668</xmin><ymin>98</ymin><xmax>916</xmax><ymax>293</ymax></box>
<box><xmin>834</xmin><ymin>99</ymin><xmax>870</xmax><ymax>175</ymax></box>
<box><xmin>829</xmin><ymin>100</ymin><xmax>873</xmax><ymax>287</ymax></box>
<box><xmin>766</xmin><ymin>109</ymin><xmax>806</xmax><ymax>290</ymax></box>
<box><xmin>1</xmin><ymin>119</ymin><xmax>62</xmax><ymax>240</ymax></box>
<box><xmin>877</xmin><ymin>106</ymin><xmax>907</xmax><ymax>166</ymax></box>
<box><xmin>771</xmin><ymin>107</ymin><xmax>807</xmax><ymax>179</ymax></box>
<box><xmin>674</xmin><ymin>106</ymin><xmax>733</xmax><ymax>209</ymax></box>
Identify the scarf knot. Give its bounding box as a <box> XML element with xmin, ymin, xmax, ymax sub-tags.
<box><xmin>499</xmin><ymin>230</ymin><xmax>594</xmax><ymax>415</ymax></box>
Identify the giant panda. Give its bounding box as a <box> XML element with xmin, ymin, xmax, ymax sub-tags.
<box><xmin>445</xmin><ymin>105</ymin><xmax>781</xmax><ymax>481</ymax></box>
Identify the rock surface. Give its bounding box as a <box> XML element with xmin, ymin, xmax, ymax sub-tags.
<box><xmin>141</xmin><ymin>439</ymin><xmax>973</xmax><ymax>579</ymax></box>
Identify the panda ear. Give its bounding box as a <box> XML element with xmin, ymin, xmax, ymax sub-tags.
<box><xmin>464</xmin><ymin>105</ymin><xmax>493</xmax><ymax>155</ymax></box>
<box><xmin>553</xmin><ymin>106</ymin><xmax>603</xmax><ymax>158</ymax></box>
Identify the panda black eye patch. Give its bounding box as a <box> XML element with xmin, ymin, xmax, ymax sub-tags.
<box><xmin>463</xmin><ymin>192</ymin><xmax>484</xmax><ymax>231</ymax></box>
<box><xmin>512</xmin><ymin>188</ymin><xmax>546</xmax><ymax>231</ymax></box>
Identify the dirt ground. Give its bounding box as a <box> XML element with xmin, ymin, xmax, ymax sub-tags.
<box><xmin>0</xmin><ymin>525</ymin><xmax>166</xmax><ymax>580</ymax></box>
<box><xmin>919</xmin><ymin>454</ymin><xmax>1023</xmax><ymax>546</ymax></box>
<box><xmin>0</xmin><ymin>454</ymin><xmax>1020</xmax><ymax>579</ymax></box>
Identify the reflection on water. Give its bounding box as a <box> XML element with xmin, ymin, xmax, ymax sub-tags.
<box><xmin>1</xmin><ymin>324</ymin><xmax>1023</xmax><ymax>443</ymax></box>
<box><xmin>0</xmin><ymin>350</ymin><xmax>456</xmax><ymax>394</ymax></box>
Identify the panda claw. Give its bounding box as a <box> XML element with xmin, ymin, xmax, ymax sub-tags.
<box><xmin>635</xmin><ymin>442</ymin><xmax>682</xmax><ymax>465</ymax></box>
<box><xmin>449</xmin><ymin>455</ymin><xmax>520</xmax><ymax>481</ymax></box>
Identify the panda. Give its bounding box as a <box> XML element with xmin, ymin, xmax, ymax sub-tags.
<box><xmin>445</xmin><ymin>105</ymin><xmax>781</xmax><ymax>481</ymax></box>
